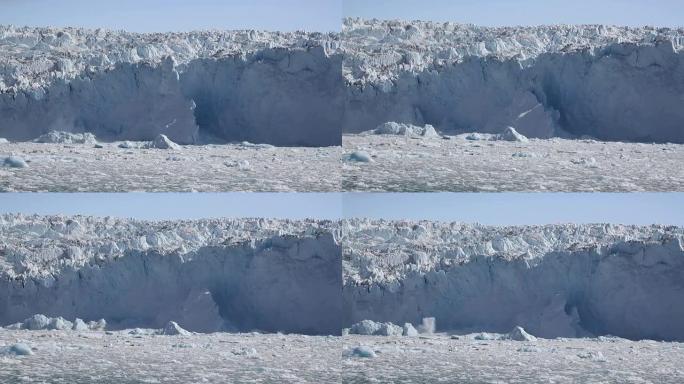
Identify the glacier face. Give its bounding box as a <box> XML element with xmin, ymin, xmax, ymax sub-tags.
<box><xmin>2</xmin><ymin>215</ymin><xmax>684</xmax><ymax>341</ymax></box>
<box><xmin>0</xmin><ymin>26</ymin><xmax>342</xmax><ymax>145</ymax></box>
<box><xmin>342</xmin><ymin>220</ymin><xmax>684</xmax><ymax>341</ymax></box>
<box><xmin>2</xmin><ymin>21</ymin><xmax>683</xmax><ymax>144</ymax></box>
<box><xmin>342</xmin><ymin>19</ymin><xmax>684</xmax><ymax>143</ymax></box>
<box><xmin>0</xmin><ymin>215</ymin><xmax>342</xmax><ymax>335</ymax></box>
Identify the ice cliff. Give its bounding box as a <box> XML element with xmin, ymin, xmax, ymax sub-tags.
<box><xmin>2</xmin><ymin>20</ymin><xmax>683</xmax><ymax>144</ymax></box>
<box><xmin>342</xmin><ymin>19</ymin><xmax>684</xmax><ymax>143</ymax></box>
<box><xmin>0</xmin><ymin>26</ymin><xmax>342</xmax><ymax>145</ymax></box>
<box><xmin>342</xmin><ymin>219</ymin><xmax>684</xmax><ymax>341</ymax></box>
<box><xmin>0</xmin><ymin>215</ymin><xmax>342</xmax><ymax>335</ymax></box>
<box><xmin>2</xmin><ymin>215</ymin><xmax>683</xmax><ymax>341</ymax></box>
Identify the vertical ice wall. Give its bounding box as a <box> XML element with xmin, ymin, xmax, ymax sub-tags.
<box><xmin>0</xmin><ymin>233</ymin><xmax>342</xmax><ymax>335</ymax></box>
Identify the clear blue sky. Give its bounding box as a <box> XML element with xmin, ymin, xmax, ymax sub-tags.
<box><xmin>0</xmin><ymin>193</ymin><xmax>342</xmax><ymax>221</ymax></box>
<box><xmin>344</xmin><ymin>0</ymin><xmax>684</xmax><ymax>27</ymax></box>
<box><xmin>343</xmin><ymin>193</ymin><xmax>684</xmax><ymax>225</ymax></box>
<box><xmin>0</xmin><ymin>0</ymin><xmax>341</xmax><ymax>32</ymax></box>
<box><xmin>0</xmin><ymin>193</ymin><xmax>681</xmax><ymax>225</ymax></box>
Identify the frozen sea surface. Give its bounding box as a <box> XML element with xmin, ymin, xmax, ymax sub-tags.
<box><xmin>0</xmin><ymin>330</ymin><xmax>342</xmax><ymax>383</ymax></box>
<box><xmin>0</xmin><ymin>142</ymin><xmax>341</xmax><ymax>192</ymax></box>
<box><xmin>1</xmin><ymin>330</ymin><xmax>682</xmax><ymax>383</ymax></box>
<box><xmin>343</xmin><ymin>134</ymin><xmax>684</xmax><ymax>192</ymax></box>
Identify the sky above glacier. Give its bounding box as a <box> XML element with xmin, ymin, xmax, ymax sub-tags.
<box><xmin>0</xmin><ymin>0</ymin><xmax>341</xmax><ymax>32</ymax></box>
<box><xmin>0</xmin><ymin>193</ymin><xmax>681</xmax><ymax>225</ymax></box>
<box><xmin>344</xmin><ymin>0</ymin><xmax>684</xmax><ymax>27</ymax></box>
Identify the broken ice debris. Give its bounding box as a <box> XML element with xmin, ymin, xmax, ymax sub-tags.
<box><xmin>7</xmin><ymin>314</ymin><xmax>106</xmax><ymax>331</ymax></box>
<box><xmin>346</xmin><ymin>151</ymin><xmax>373</xmax><ymax>162</ymax></box>
<box><xmin>2</xmin><ymin>156</ymin><xmax>28</xmax><ymax>168</ymax></box>
<box><xmin>403</xmin><ymin>323</ymin><xmax>419</xmax><ymax>336</ymax></box>
<box><xmin>1</xmin><ymin>343</ymin><xmax>33</xmax><ymax>356</ymax></box>
<box><xmin>473</xmin><ymin>326</ymin><xmax>537</xmax><ymax>341</ymax></box>
<box><xmin>351</xmin><ymin>346</ymin><xmax>376</xmax><ymax>358</ymax></box>
<box><xmin>34</xmin><ymin>131</ymin><xmax>97</xmax><ymax>144</ymax></box>
<box><xmin>349</xmin><ymin>318</ymin><xmax>433</xmax><ymax>336</ymax></box>
<box><xmin>370</xmin><ymin>122</ymin><xmax>440</xmax><ymax>138</ymax></box>
<box><xmin>161</xmin><ymin>321</ymin><xmax>190</xmax><ymax>336</ymax></box>
<box><xmin>149</xmin><ymin>134</ymin><xmax>181</xmax><ymax>150</ymax></box>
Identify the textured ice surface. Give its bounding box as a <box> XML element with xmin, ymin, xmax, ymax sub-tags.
<box><xmin>341</xmin><ymin>334</ymin><xmax>684</xmax><ymax>383</ymax></box>
<box><xmin>343</xmin><ymin>134</ymin><xmax>684</xmax><ymax>191</ymax></box>
<box><xmin>0</xmin><ymin>331</ymin><xmax>342</xmax><ymax>383</ymax></box>
<box><xmin>342</xmin><ymin>19</ymin><xmax>684</xmax><ymax>143</ymax></box>
<box><xmin>342</xmin><ymin>219</ymin><xmax>684</xmax><ymax>341</ymax></box>
<box><xmin>0</xmin><ymin>215</ymin><xmax>342</xmax><ymax>335</ymax></box>
<box><xmin>0</xmin><ymin>26</ymin><xmax>342</xmax><ymax>145</ymax></box>
<box><xmin>0</xmin><ymin>141</ymin><xmax>341</xmax><ymax>191</ymax></box>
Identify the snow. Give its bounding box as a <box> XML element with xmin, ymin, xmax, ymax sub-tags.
<box><xmin>343</xmin><ymin>134</ymin><xmax>684</xmax><ymax>191</ymax></box>
<box><xmin>0</xmin><ymin>141</ymin><xmax>341</xmax><ymax>191</ymax></box>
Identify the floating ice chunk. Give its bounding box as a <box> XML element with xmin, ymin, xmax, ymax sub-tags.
<box><xmin>571</xmin><ymin>157</ymin><xmax>598</xmax><ymax>168</ymax></box>
<box><xmin>72</xmin><ymin>318</ymin><xmax>89</xmax><ymax>331</ymax></box>
<box><xmin>232</xmin><ymin>347</ymin><xmax>260</xmax><ymax>358</ymax></box>
<box><xmin>378</xmin><ymin>322</ymin><xmax>403</xmax><ymax>336</ymax></box>
<box><xmin>371</xmin><ymin>122</ymin><xmax>440</xmax><ymax>138</ymax></box>
<box><xmin>474</xmin><ymin>332</ymin><xmax>499</xmax><ymax>340</ymax></box>
<box><xmin>497</xmin><ymin>127</ymin><xmax>529</xmax><ymax>142</ymax></box>
<box><xmin>3</xmin><ymin>343</ymin><xmax>33</xmax><ymax>356</ymax></box>
<box><xmin>402</xmin><ymin>323</ymin><xmax>419</xmax><ymax>336</ymax></box>
<box><xmin>346</xmin><ymin>151</ymin><xmax>373</xmax><ymax>162</ymax></box>
<box><xmin>506</xmin><ymin>326</ymin><xmax>537</xmax><ymax>342</ymax></box>
<box><xmin>577</xmin><ymin>350</ymin><xmax>607</xmax><ymax>362</ymax></box>
<box><xmin>34</xmin><ymin>131</ymin><xmax>97</xmax><ymax>144</ymax></box>
<box><xmin>417</xmin><ymin>317</ymin><xmax>435</xmax><ymax>334</ymax></box>
<box><xmin>2</xmin><ymin>156</ymin><xmax>28</xmax><ymax>168</ymax></box>
<box><xmin>350</xmin><ymin>320</ymin><xmax>382</xmax><ymax>335</ymax></box>
<box><xmin>149</xmin><ymin>134</ymin><xmax>181</xmax><ymax>150</ymax></box>
<box><xmin>351</xmin><ymin>346</ymin><xmax>376</xmax><ymax>358</ymax></box>
<box><xmin>87</xmin><ymin>319</ymin><xmax>107</xmax><ymax>331</ymax></box>
<box><xmin>0</xmin><ymin>138</ymin><xmax>9</xmax><ymax>144</ymax></box>
<box><xmin>23</xmin><ymin>314</ymin><xmax>51</xmax><ymax>330</ymax></box>
<box><xmin>161</xmin><ymin>321</ymin><xmax>190</xmax><ymax>336</ymax></box>
<box><xmin>49</xmin><ymin>317</ymin><xmax>74</xmax><ymax>330</ymax></box>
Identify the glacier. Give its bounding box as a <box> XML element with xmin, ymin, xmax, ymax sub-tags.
<box><xmin>342</xmin><ymin>19</ymin><xmax>684</xmax><ymax>143</ymax></box>
<box><xmin>342</xmin><ymin>219</ymin><xmax>684</xmax><ymax>341</ymax></box>
<box><xmin>1</xmin><ymin>215</ymin><xmax>683</xmax><ymax>341</ymax></box>
<box><xmin>0</xmin><ymin>26</ymin><xmax>342</xmax><ymax>145</ymax></box>
<box><xmin>2</xmin><ymin>20</ymin><xmax>684</xmax><ymax>144</ymax></box>
<box><xmin>0</xmin><ymin>215</ymin><xmax>342</xmax><ymax>335</ymax></box>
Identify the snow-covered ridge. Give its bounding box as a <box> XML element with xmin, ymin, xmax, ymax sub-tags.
<box><xmin>0</xmin><ymin>25</ymin><xmax>338</xmax><ymax>92</ymax></box>
<box><xmin>342</xmin><ymin>17</ymin><xmax>684</xmax><ymax>83</ymax></box>
<box><xmin>342</xmin><ymin>219</ymin><xmax>683</xmax><ymax>283</ymax></box>
<box><xmin>0</xmin><ymin>214</ymin><xmax>337</xmax><ymax>280</ymax></box>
